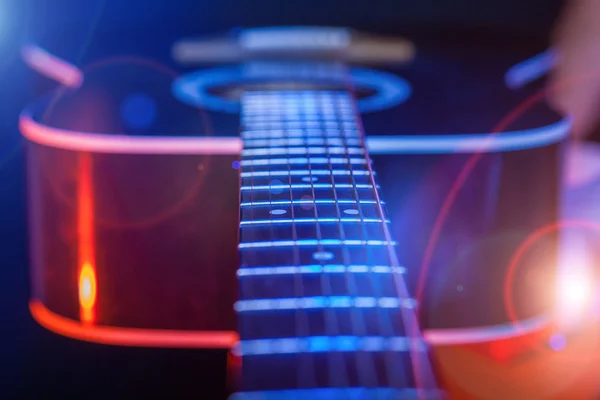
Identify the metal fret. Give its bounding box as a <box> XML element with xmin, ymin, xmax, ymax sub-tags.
<box><xmin>240</xmin><ymin>183</ymin><xmax>376</xmax><ymax>191</ymax></box>
<box><xmin>243</xmin><ymin>138</ymin><xmax>362</xmax><ymax>147</ymax></box>
<box><xmin>240</xmin><ymin>170</ymin><xmax>371</xmax><ymax>177</ymax></box>
<box><xmin>235</xmin><ymin>296</ymin><xmax>417</xmax><ymax>312</ymax></box>
<box><xmin>237</xmin><ymin>265</ymin><xmax>407</xmax><ymax>276</ymax></box>
<box><xmin>242</xmin><ymin>147</ymin><xmax>364</xmax><ymax>156</ymax></box>
<box><xmin>240</xmin><ymin>199</ymin><xmax>381</xmax><ymax>207</ymax></box>
<box><xmin>242</xmin><ymin>132</ymin><xmax>360</xmax><ymax>140</ymax></box>
<box><xmin>240</xmin><ymin>218</ymin><xmax>388</xmax><ymax>225</ymax></box>
<box><xmin>238</xmin><ymin>239</ymin><xmax>397</xmax><ymax>249</ymax></box>
<box><xmin>240</xmin><ymin>157</ymin><xmax>367</xmax><ymax>166</ymax></box>
<box><xmin>235</xmin><ymin>336</ymin><xmax>426</xmax><ymax>356</ymax></box>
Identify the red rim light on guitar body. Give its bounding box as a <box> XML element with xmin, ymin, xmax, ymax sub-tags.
<box><xmin>29</xmin><ymin>300</ymin><xmax>238</xmax><ymax>348</ymax></box>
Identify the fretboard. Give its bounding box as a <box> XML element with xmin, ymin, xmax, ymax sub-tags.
<box><xmin>232</xmin><ymin>87</ymin><xmax>441</xmax><ymax>399</ymax></box>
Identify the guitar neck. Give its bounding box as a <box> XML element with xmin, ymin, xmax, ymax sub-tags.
<box><xmin>233</xmin><ymin>65</ymin><xmax>441</xmax><ymax>398</ymax></box>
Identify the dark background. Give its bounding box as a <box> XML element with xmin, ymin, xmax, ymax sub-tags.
<box><xmin>0</xmin><ymin>0</ymin><xmax>564</xmax><ymax>398</ymax></box>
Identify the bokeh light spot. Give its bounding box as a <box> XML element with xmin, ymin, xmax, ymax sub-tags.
<box><xmin>269</xmin><ymin>179</ymin><xmax>284</xmax><ymax>194</ymax></box>
<box><xmin>232</xmin><ymin>160</ymin><xmax>240</xmax><ymax>170</ymax></box>
<box><xmin>300</xmin><ymin>195</ymin><xmax>313</xmax><ymax>210</ymax></box>
<box><xmin>121</xmin><ymin>93</ymin><xmax>157</xmax><ymax>130</ymax></box>
<box><xmin>549</xmin><ymin>333</ymin><xmax>567</xmax><ymax>351</ymax></box>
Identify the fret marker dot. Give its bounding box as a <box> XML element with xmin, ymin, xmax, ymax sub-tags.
<box><xmin>270</xmin><ymin>209</ymin><xmax>287</xmax><ymax>215</ymax></box>
<box><xmin>313</xmin><ymin>251</ymin><xmax>334</xmax><ymax>261</ymax></box>
<box><xmin>344</xmin><ymin>209</ymin><xmax>359</xmax><ymax>215</ymax></box>
<box><xmin>302</xmin><ymin>176</ymin><xmax>318</xmax><ymax>183</ymax></box>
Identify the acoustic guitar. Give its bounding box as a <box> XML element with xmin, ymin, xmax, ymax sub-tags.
<box><xmin>21</xmin><ymin>26</ymin><xmax>600</xmax><ymax>399</ymax></box>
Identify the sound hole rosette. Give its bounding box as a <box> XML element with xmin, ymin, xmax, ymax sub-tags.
<box><xmin>172</xmin><ymin>65</ymin><xmax>412</xmax><ymax>114</ymax></box>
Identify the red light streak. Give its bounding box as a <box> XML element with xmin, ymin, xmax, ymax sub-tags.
<box><xmin>78</xmin><ymin>153</ymin><xmax>97</xmax><ymax>324</ymax></box>
<box><xmin>19</xmin><ymin>114</ymin><xmax>241</xmax><ymax>155</ymax></box>
<box><xmin>29</xmin><ymin>300</ymin><xmax>238</xmax><ymax>348</ymax></box>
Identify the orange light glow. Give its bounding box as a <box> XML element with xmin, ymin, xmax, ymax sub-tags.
<box><xmin>29</xmin><ymin>300</ymin><xmax>238</xmax><ymax>348</ymax></box>
<box><xmin>78</xmin><ymin>153</ymin><xmax>97</xmax><ymax>324</ymax></box>
<box><xmin>79</xmin><ymin>263</ymin><xmax>97</xmax><ymax>321</ymax></box>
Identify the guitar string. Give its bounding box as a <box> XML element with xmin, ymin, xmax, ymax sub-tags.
<box><xmin>239</xmin><ymin>94</ymin><xmax>258</xmax><ymax>391</ymax></box>
<box><xmin>280</xmin><ymin>92</ymin><xmax>318</xmax><ymax>389</ymax></box>
<box><xmin>300</xmin><ymin>88</ymin><xmax>350</xmax><ymax>388</ymax></box>
<box><xmin>241</xmin><ymin>92</ymin><xmax>317</xmax><ymax>391</ymax></box>
<box><xmin>318</xmin><ymin>83</ymin><xmax>379</xmax><ymax>388</ymax></box>
<box><xmin>334</xmin><ymin>87</ymin><xmax>407</xmax><ymax>388</ymax></box>
<box><xmin>352</xmin><ymin>90</ymin><xmax>439</xmax><ymax>391</ymax></box>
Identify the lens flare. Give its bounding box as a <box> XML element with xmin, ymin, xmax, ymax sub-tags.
<box><xmin>555</xmin><ymin>234</ymin><xmax>595</xmax><ymax>331</ymax></box>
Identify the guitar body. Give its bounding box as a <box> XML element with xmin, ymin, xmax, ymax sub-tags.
<box><xmin>21</xmin><ymin>27</ymin><xmax>583</xmax><ymax>398</ymax></box>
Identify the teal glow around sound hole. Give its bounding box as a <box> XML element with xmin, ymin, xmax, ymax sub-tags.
<box><xmin>172</xmin><ymin>65</ymin><xmax>412</xmax><ymax>114</ymax></box>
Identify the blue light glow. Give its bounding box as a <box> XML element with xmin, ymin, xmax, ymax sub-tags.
<box><xmin>336</xmin><ymin>336</ymin><xmax>359</xmax><ymax>351</ymax></box>
<box><xmin>238</xmin><ymin>239</ymin><xmax>396</xmax><ymax>249</ymax></box>
<box><xmin>322</xmin><ymin>264</ymin><xmax>347</xmax><ymax>273</ymax></box>
<box><xmin>172</xmin><ymin>66</ymin><xmax>411</xmax><ymax>114</ymax></box>
<box><xmin>505</xmin><ymin>49</ymin><xmax>557</xmax><ymax>89</ymax></box>
<box><xmin>120</xmin><ymin>93</ymin><xmax>157</xmax><ymax>130</ymax></box>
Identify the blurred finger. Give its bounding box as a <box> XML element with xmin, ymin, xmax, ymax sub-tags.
<box><xmin>549</xmin><ymin>0</ymin><xmax>600</xmax><ymax>138</ymax></box>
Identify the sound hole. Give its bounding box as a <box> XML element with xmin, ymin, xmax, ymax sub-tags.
<box><xmin>207</xmin><ymin>83</ymin><xmax>376</xmax><ymax>101</ymax></box>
